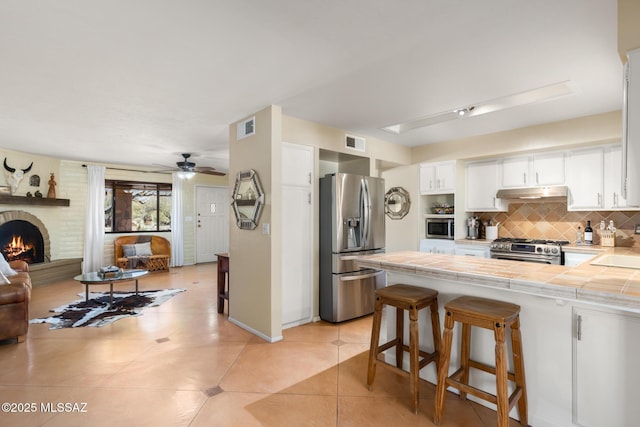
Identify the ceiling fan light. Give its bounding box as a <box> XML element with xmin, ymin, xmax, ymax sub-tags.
<box><xmin>176</xmin><ymin>171</ymin><xmax>196</xmax><ymax>180</ymax></box>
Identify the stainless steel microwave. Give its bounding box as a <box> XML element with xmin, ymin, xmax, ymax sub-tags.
<box><xmin>426</xmin><ymin>218</ymin><xmax>455</xmax><ymax>240</ymax></box>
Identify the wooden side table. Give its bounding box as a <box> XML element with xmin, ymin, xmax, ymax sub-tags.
<box><xmin>215</xmin><ymin>253</ymin><xmax>229</xmax><ymax>314</ymax></box>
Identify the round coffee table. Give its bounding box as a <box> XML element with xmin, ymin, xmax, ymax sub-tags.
<box><xmin>74</xmin><ymin>269</ymin><xmax>149</xmax><ymax>307</ymax></box>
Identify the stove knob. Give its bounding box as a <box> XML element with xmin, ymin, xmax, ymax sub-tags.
<box><xmin>551</xmin><ymin>247</ymin><xmax>559</xmax><ymax>254</ymax></box>
<box><xmin>536</xmin><ymin>247</ymin><xmax>542</xmax><ymax>253</ymax></box>
<box><xmin>544</xmin><ymin>247</ymin><xmax>550</xmax><ymax>254</ymax></box>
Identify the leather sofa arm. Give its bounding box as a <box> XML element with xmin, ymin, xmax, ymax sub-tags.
<box><xmin>0</xmin><ymin>282</ymin><xmax>30</xmax><ymax>305</ymax></box>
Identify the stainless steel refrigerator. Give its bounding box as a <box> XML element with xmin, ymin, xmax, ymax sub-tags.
<box><xmin>319</xmin><ymin>173</ymin><xmax>386</xmax><ymax>322</ymax></box>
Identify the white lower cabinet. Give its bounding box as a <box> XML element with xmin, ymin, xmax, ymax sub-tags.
<box><xmin>573</xmin><ymin>306</ymin><xmax>640</xmax><ymax>426</ymax></box>
<box><xmin>563</xmin><ymin>251</ymin><xmax>596</xmax><ymax>267</ymax></box>
<box><xmin>455</xmin><ymin>243</ymin><xmax>490</xmax><ymax>258</ymax></box>
<box><xmin>419</xmin><ymin>239</ymin><xmax>455</xmax><ymax>254</ymax></box>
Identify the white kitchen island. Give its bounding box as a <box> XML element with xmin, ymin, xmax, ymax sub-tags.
<box><xmin>355</xmin><ymin>251</ymin><xmax>640</xmax><ymax>427</ymax></box>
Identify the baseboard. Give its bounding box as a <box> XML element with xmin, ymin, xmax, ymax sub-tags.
<box><xmin>228</xmin><ymin>316</ymin><xmax>283</xmax><ymax>343</ymax></box>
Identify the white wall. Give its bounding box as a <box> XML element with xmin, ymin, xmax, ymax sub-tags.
<box><xmin>381</xmin><ymin>164</ymin><xmax>420</xmax><ymax>252</ymax></box>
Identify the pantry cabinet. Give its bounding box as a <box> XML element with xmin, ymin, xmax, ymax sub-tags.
<box><xmin>501</xmin><ymin>152</ymin><xmax>564</xmax><ymax>188</ymax></box>
<box><xmin>420</xmin><ymin>161</ymin><xmax>456</xmax><ymax>195</ymax></box>
<box><xmin>465</xmin><ymin>160</ymin><xmax>507</xmax><ymax>212</ymax></box>
<box><xmin>623</xmin><ymin>48</ymin><xmax>640</xmax><ymax>207</ymax></box>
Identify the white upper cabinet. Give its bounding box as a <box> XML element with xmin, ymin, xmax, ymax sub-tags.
<box><xmin>566</xmin><ymin>147</ymin><xmax>604</xmax><ymax>210</ymax></box>
<box><xmin>501</xmin><ymin>156</ymin><xmax>530</xmax><ymax>187</ymax></box>
<box><xmin>466</xmin><ymin>160</ymin><xmax>507</xmax><ymax>212</ymax></box>
<box><xmin>623</xmin><ymin>48</ymin><xmax>640</xmax><ymax>207</ymax></box>
<box><xmin>501</xmin><ymin>152</ymin><xmax>565</xmax><ymax>188</ymax></box>
<box><xmin>533</xmin><ymin>152</ymin><xmax>565</xmax><ymax>185</ymax></box>
<box><xmin>604</xmin><ymin>145</ymin><xmax>628</xmax><ymax>209</ymax></box>
<box><xmin>420</xmin><ymin>160</ymin><xmax>456</xmax><ymax>194</ymax></box>
<box><xmin>565</xmin><ymin>144</ymin><xmax>634</xmax><ymax>211</ymax></box>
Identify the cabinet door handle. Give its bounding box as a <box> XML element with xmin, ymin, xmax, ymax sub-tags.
<box><xmin>576</xmin><ymin>314</ymin><xmax>582</xmax><ymax>341</ymax></box>
<box><xmin>536</xmin><ymin>172</ymin><xmax>539</xmax><ymax>184</ymax></box>
<box><xmin>523</xmin><ymin>173</ymin><xmax>527</xmax><ymax>184</ymax></box>
<box><xmin>614</xmin><ymin>192</ymin><xmax>618</xmax><ymax>206</ymax></box>
<box><xmin>340</xmin><ymin>270</ymin><xmax>384</xmax><ymax>282</ymax></box>
<box><xmin>597</xmin><ymin>193</ymin><xmax>602</xmax><ymax>206</ymax></box>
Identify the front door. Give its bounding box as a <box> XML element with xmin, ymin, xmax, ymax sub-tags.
<box><xmin>196</xmin><ymin>186</ymin><xmax>229</xmax><ymax>263</ymax></box>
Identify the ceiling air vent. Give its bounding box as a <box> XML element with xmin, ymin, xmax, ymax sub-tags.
<box><xmin>345</xmin><ymin>135</ymin><xmax>365</xmax><ymax>152</ymax></box>
<box><xmin>237</xmin><ymin>116</ymin><xmax>255</xmax><ymax>140</ymax></box>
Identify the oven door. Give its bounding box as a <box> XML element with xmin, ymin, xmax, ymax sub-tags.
<box><xmin>490</xmin><ymin>252</ymin><xmax>559</xmax><ymax>265</ymax></box>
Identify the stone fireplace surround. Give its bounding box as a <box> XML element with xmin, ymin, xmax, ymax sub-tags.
<box><xmin>0</xmin><ymin>210</ymin><xmax>51</xmax><ymax>262</ymax></box>
<box><xmin>0</xmin><ymin>210</ymin><xmax>81</xmax><ymax>284</ymax></box>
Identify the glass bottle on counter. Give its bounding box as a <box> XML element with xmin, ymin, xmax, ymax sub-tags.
<box><xmin>584</xmin><ymin>220</ymin><xmax>593</xmax><ymax>245</ymax></box>
<box><xmin>576</xmin><ymin>226</ymin><xmax>582</xmax><ymax>244</ymax></box>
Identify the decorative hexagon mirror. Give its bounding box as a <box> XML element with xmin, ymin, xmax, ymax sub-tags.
<box><xmin>231</xmin><ymin>169</ymin><xmax>265</xmax><ymax>229</ymax></box>
<box><xmin>384</xmin><ymin>186</ymin><xmax>411</xmax><ymax>220</ymax></box>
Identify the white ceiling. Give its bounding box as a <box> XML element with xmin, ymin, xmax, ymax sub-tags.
<box><xmin>0</xmin><ymin>0</ymin><xmax>622</xmax><ymax>174</ymax></box>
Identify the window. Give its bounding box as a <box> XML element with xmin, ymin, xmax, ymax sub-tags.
<box><xmin>105</xmin><ymin>181</ymin><xmax>172</xmax><ymax>233</ymax></box>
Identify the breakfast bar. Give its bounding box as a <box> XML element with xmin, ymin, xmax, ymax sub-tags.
<box><xmin>355</xmin><ymin>250</ymin><xmax>640</xmax><ymax>427</ymax></box>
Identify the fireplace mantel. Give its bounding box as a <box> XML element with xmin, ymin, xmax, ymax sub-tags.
<box><xmin>0</xmin><ymin>195</ymin><xmax>70</xmax><ymax>207</ymax></box>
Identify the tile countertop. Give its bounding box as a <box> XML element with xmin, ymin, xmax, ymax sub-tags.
<box><xmin>355</xmin><ymin>248</ymin><xmax>640</xmax><ymax>312</ymax></box>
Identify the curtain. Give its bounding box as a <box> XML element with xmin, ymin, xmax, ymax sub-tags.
<box><xmin>83</xmin><ymin>165</ymin><xmax>106</xmax><ymax>273</ymax></box>
<box><xmin>171</xmin><ymin>173</ymin><xmax>184</xmax><ymax>267</ymax></box>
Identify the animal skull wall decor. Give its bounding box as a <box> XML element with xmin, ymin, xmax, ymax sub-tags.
<box><xmin>4</xmin><ymin>158</ymin><xmax>33</xmax><ymax>194</ymax></box>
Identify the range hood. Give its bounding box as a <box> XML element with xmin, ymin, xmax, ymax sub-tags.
<box><xmin>496</xmin><ymin>186</ymin><xmax>568</xmax><ymax>200</ymax></box>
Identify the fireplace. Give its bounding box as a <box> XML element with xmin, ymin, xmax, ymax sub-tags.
<box><xmin>0</xmin><ymin>220</ymin><xmax>44</xmax><ymax>263</ymax></box>
<box><xmin>0</xmin><ymin>211</ymin><xmax>50</xmax><ymax>265</ymax></box>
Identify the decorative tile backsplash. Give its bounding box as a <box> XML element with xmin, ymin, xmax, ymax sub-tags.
<box><xmin>476</xmin><ymin>202</ymin><xmax>640</xmax><ymax>247</ymax></box>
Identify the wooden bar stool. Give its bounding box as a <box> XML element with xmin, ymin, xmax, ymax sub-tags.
<box><xmin>434</xmin><ymin>295</ymin><xmax>528</xmax><ymax>427</ymax></box>
<box><xmin>367</xmin><ymin>284</ymin><xmax>441</xmax><ymax>414</ymax></box>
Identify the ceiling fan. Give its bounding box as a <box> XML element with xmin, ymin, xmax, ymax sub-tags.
<box><xmin>154</xmin><ymin>153</ymin><xmax>226</xmax><ymax>178</ymax></box>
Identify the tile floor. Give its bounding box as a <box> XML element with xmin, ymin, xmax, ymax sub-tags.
<box><xmin>0</xmin><ymin>262</ymin><xmax>520</xmax><ymax>426</ymax></box>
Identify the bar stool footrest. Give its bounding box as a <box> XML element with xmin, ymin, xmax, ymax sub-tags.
<box><xmin>468</xmin><ymin>359</ymin><xmax>517</xmax><ymax>382</ymax></box>
<box><xmin>377</xmin><ymin>339</ymin><xmax>402</xmax><ymax>354</ymax></box>
<box><xmin>446</xmin><ymin>371</ymin><xmax>524</xmax><ymax>413</ymax></box>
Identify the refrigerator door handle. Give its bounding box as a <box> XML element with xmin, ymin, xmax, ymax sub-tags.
<box><xmin>361</xmin><ymin>178</ymin><xmax>371</xmax><ymax>249</ymax></box>
<box><xmin>339</xmin><ymin>270</ymin><xmax>384</xmax><ymax>281</ymax></box>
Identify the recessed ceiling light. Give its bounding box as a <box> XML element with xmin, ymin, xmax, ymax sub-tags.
<box><xmin>381</xmin><ymin>81</ymin><xmax>575</xmax><ymax>134</ymax></box>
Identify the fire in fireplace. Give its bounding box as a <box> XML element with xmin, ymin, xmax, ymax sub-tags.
<box><xmin>0</xmin><ymin>220</ymin><xmax>45</xmax><ymax>264</ymax></box>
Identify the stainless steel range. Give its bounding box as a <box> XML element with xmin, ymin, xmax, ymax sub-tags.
<box><xmin>490</xmin><ymin>238</ymin><xmax>569</xmax><ymax>265</ymax></box>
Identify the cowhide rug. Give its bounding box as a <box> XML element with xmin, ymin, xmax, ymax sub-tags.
<box><xmin>30</xmin><ymin>288</ymin><xmax>186</xmax><ymax>329</ymax></box>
